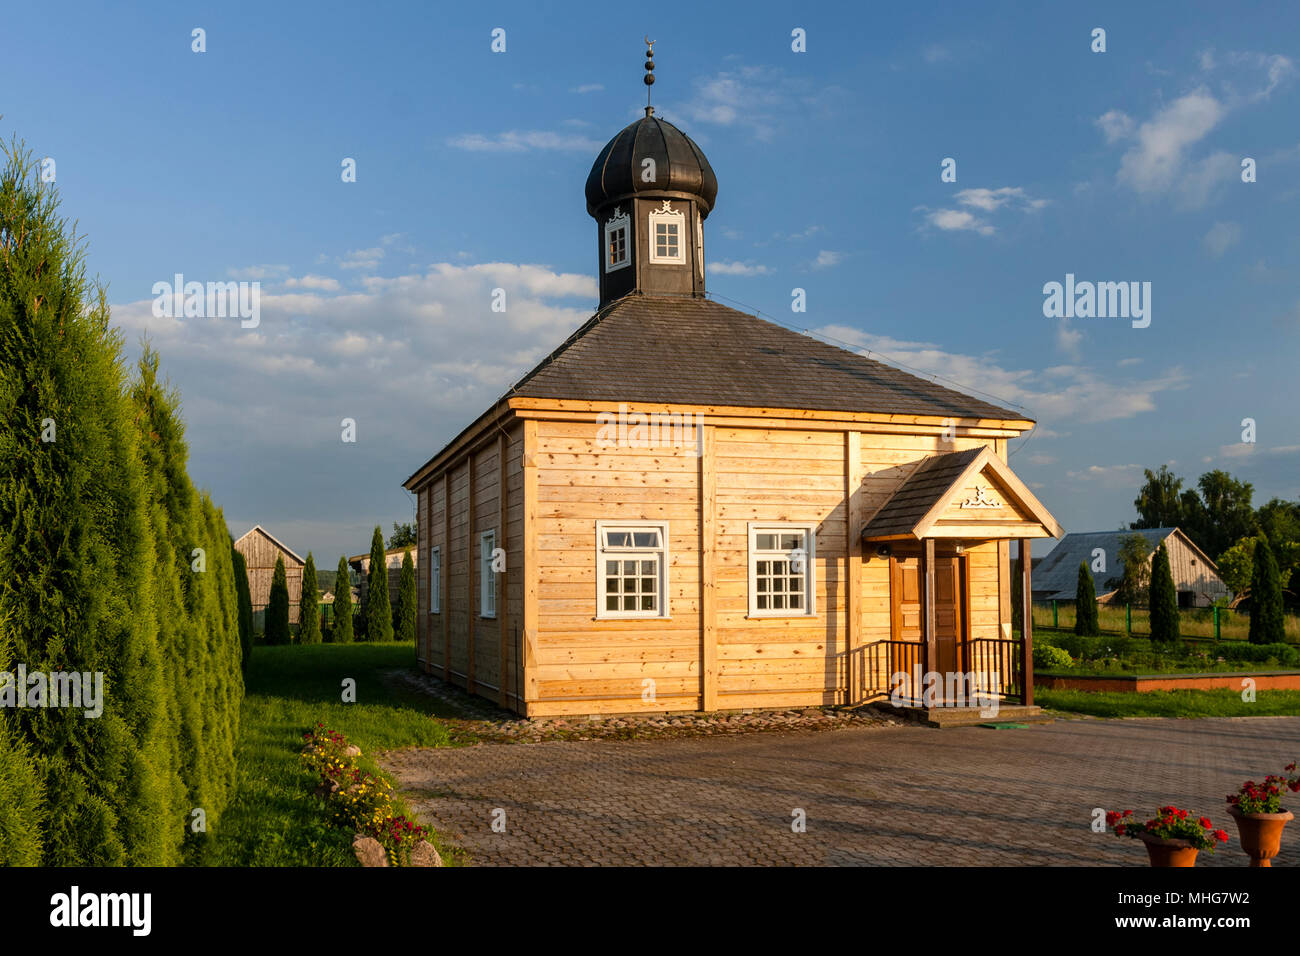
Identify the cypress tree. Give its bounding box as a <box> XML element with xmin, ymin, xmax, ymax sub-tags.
<box><xmin>232</xmin><ymin>545</ymin><xmax>254</xmax><ymax>671</ymax></box>
<box><xmin>1249</xmin><ymin>533</ymin><xmax>1285</xmax><ymax>645</ymax></box>
<box><xmin>396</xmin><ymin>549</ymin><xmax>417</xmax><ymax>643</ymax></box>
<box><xmin>333</xmin><ymin>555</ymin><xmax>354</xmax><ymax>643</ymax></box>
<box><xmin>0</xmin><ymin>143</ymin><xmax>173</xmax><ymax>865</ymax></box>
<box><xmin>365</xmin><ymin>526</ymin><xmax>393</xmax><ymax>642</ymax></box>
<box><xmin>1148</xmin><ymin>542</ymin><xmax>1180</xmax><ymax>643</ymax></box>
<box><xmin>265</xmin><ymin>555</ymin><xmax>291</xmax><ymax>645</ymax></box>
<box><xmin>1074</xmin><ymin>562</ymin><xmax>1100</xmax><ymax>636</ymax></box>
<box><xmin>1010</xmin><ymin>550</ymin><xmax>1024</xmax><ymax>637</ymax></box>
<box><xmin>299</xmin><ymin>552</ymin><xmax>321</xmax><ymax>644</ymax></box>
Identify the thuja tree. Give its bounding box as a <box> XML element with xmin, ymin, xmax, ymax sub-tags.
<box><xmin>129</xmin><ymin>346</ymin><xmax>243</xmax><ymax>852</ymax></box>
<box><xmin>299</xmin><ymin>553</ymin><xmax>321</xmax><ymax>644</ymax></box>
<box><xmin>232</xmin><ymin>544</ymin><xmax>254</xmax><ymax>671</ymax></box>
<box><xmin>0</xmin><ymin>143</ymin><xmax>170</xmax><ymax>864</ymax></box>
<box><xmin>1074</xmin><ymin>562</ymin><xmax>1100</xmax><ymax>636</ymax></box>
<box><xmin>395</xmin><ymin>548</ymin><xmax>417</xmax><ymax>643</ymax></box>
<box><xmin>1148</xmin><ymin>543</ymin><xmax>1180</xmax><ymax>643</ymax></box>
<box><xmin>365</xmin><ymin>526</ymin><xmax>393</xmax><ymax>642</ymax></box>
<box><xmin>265</xmin><ymin>555</ymin><xmax>291</xmax><ymax>645</ymax></box>
<box><xmin>0</xmin><ymin>630</ymin><xmax>44</xmax><ymax>865</ymax></box>
<box><xmin>1250</xmin><ymin>533</ymin><xmax>1285</xmax><ymax>645</ymax></box>
<box><xmin>333</xmin><ymin>555</ymin><xmax>354</xmax><ymax>643</ymax></box>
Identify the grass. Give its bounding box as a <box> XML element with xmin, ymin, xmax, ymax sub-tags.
<box><xmin>197</xmin><ymin>641</ymin><xmax>471</xmax><ymax>867</ymax></box>
<box><xmin>1038</xmin><ymin>687</ymin><xmax>1300</xmax><ymax>719</ymax></box>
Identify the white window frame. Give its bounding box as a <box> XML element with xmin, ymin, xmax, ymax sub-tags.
<box><xmin>428</xmin><ymin>546</ymin><xmax>441</xmax><ymax>614</ymax></box>
<box><xmin>595</xmin><ymin>520</ymin><xmax>670</xmax><ymax>620</ymax></box>
<box><xmin>479</xmin><ymin>530</ymin><xmax>497</xmax><ymax>619</ymax></box>
<box><xmin>648</xmin><ymin>203</ymin><xmax>686</xmax><ymax>264</ymax></box>
<box><xmin>696</xmin><ymin>212</ymin><xmax>704</xmax><ymax>275</ymax></box>
<box><xmin>604</xmin><ymin>208</ymin><xmax>631</xmax><ymax>273</ymax></box>
<box><xmin>747</xmin><ymin>523</ymin><xmax>817</xmax><ymax>618</ymax></box>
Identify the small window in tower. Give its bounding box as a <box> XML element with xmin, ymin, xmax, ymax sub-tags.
<box><xmin>604</xmin><ymin>209</ymin><xmax>631</xmax><ymax>273</ymax></box>
<box><xmin>648</xmin><ymin>203</ymin><xmax>686</xmax><ymax>264</ymax></box>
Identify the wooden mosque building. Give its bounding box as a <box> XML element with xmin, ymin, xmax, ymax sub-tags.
<box><xmin>403</xmin><ymin>52</ymin><xmax>1062</xmax><ymax>718</ymax></box>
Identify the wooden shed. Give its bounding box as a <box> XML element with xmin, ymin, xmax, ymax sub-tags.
<box><xmin>348</xmin><ymin>546</ymin><xmax>416</xmax><ymax>612</ymax></box>
<box><xmin>402</xmin><ymin>88</ymin><xmax>1062</xmax><ymax>718</ymax></box>
<box><xmin>233</xmin><ymin>525</ymin><xmax>305</xmax><ymax>625</ymax></box>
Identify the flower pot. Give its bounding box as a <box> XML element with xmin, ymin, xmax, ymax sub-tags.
<box><xmin>1227</xmin><ymin>805</ymin><xmax>1293</xmax><ymax>867</ymax></box>
<box><xmin>1138</xmin><ymin>832</ymin><xmax>1199</xmax><ymax>867</ymax></box>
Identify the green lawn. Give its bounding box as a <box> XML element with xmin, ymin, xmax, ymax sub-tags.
<box><xmin>1038</xmin><ymin>687</ymin><xmax>1300</xmax><ymax>719</ymax></box>
<box><xmin>197</xmin><ymin>641</ymin><xmax>471</xmax><ymax>867</ymax></box>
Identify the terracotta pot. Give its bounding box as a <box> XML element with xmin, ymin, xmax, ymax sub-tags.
<box><xmin>1138</xmin><ymin>832</ymin><xmax>1199</xmax><ymax>867</ymax></box>
<box><xmin>1227</xmin><ymin>805</ymin><xmax>1293</xmax><ymax>867</ymax></box>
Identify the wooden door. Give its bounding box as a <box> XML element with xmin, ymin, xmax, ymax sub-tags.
<box><xmin>890</xmin><ymin>551</ymin><xmax>967</xmax><ymax>700</ymax></box>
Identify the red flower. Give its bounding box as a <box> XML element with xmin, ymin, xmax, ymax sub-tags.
<box><xmin>1199</xmin><ymin>817</ymin><xmax>1211</xmax><ymax>828</ymax></box>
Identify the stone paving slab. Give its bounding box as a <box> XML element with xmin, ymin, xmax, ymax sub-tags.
<box><xmin>381</xmin><ymin>716</ymin><xmax>1300</xmax><ymax>866</ymax></box>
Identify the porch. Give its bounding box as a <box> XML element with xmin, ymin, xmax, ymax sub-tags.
<box><xmin>847</xmin><ymin>446</ymin><xmax>1063</xmax><ymax>712</ymax></box>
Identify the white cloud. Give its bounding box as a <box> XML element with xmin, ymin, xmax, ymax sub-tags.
<box><xmin>812</xmin><ymin>250</ymin><xmax>843</xmax><ymax>269</ymax></box>
<box><xmin>1027</xmin><ymin>454</ymin><xmax>1058</xmax><ymax>466</ymax></box>
<box><xmin>447</xmin><ymin>130</ymin><xmax>602</xmax><ymax>152</ymax></box>
<box><xmin>1095</xmin><ymin>110</ymin><xmax>1135</xmax><ymax>144</ymax></box>
<box><xmin>954</xmin><ymin>187</ymin><xmax>1045</xmax><ymax>212</ymax></box>
<box><xmin>570</xmin><ymin>84</ymin><xmax>604</xmax><ymax>94</ymax></box>
<box><xmin>816</xmin><ymin>325</ymin><xmax>1188</xmax><ymax>426</ymax></box>
<box><xmin>339</xmin><ymin>247</ymin><xmax>384</xmax><ymax>271</ymax></box>
<box><xmin>922</xmin><ymin>44</ymin><xmax>950</xmax><ymax>64</ymax></box>
<box><xmin>228</xmin><ymin>264</ymin><xmax>289</xmax><ymax>280</ymax></box>
<box><xmin>1056</xmin><ymin>320</ymin><xmax>1083</xmax><ymax>357</ymax></box>
<box><xmin>710</xmin><ymin>260</ymin><xmax>771</xmax><ymax>276</ymax></box>
<box><xmin>1115</xmin><ymin>88</ymin><xmax>1226</xmax><ymax>195</ymax></box>
<box><xmin>925</xmin><ymin>208</ymin><xmax>994</xmax><ymax>235</ymax></box>
<box><xmin>284</xmin><ymin>274</ymin><xmax>341</xmax><ymax>291</ymax></box>
<box><xmin>1066</xmin><ymin>463</ymin><xmax>1146</xmax><ymax>486</ymax></box>
<box><xmin>1203</xmin><ymin>221</ymin><xmax>1242</xmax><ymax>257</ymax></box>
<box><xmin>675</xmin><ymin>64</ymin><xmax>844</xmax><ymax>142</ymax></box>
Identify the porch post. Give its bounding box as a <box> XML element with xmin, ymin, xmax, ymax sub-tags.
<box><xmin>1020</xmin><ymin>538</ymin><xmax>1034</xmax><ymax>707</ymax></box>
<box><xmin>922</xmin><ymin>537</ymin><xmax>936</xmax><ymax>686</ymax></box>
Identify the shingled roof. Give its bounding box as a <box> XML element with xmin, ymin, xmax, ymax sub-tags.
<box><xmin>860</xmin><ymin>448</ymin><xmax>986</xmax><ymax>539</ymax></box>
<box><xmin>508</xmin><ymin>295</ymin><xmax>1028</xmax><ymax>421</ymax></box>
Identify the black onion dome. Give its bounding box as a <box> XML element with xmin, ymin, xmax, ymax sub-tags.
<box><xmin>585</xmin><ymin>115</ymin><xmax>718</xmax><ymax>219</ymax></box>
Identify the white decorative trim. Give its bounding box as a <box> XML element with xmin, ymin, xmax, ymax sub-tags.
<box><xmin>604</xmin><ymin>207</ymin><xmax>630</xmax><ymax>273</ymax></box>
<box><xmin>648</xmin><ymin>203</ymin><xmax>686</xmax><ymax>265</ymax></box>
<box><xmin>960</xmin><ymin>485</ymin><xmax>1001</xmax><ymax>509</ymax></box>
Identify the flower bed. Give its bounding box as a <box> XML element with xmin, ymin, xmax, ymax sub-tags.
<box><xmin>302</xmin><ymin>722</ymin><xmax>433</xmax><ymax>866</ymax></box>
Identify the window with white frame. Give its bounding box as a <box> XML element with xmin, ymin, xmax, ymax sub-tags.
<box><xmin>648</xmin><ymin>203</ymin><xmax>686</xmax><ymax>264</ymax></box>
<box><xmin>596</xmin><ymin>521</ymin><xmax>669</xmax><ymax>619</ymax></box>
<box><xmin>604</xmin><ymin>208</ymin><xmax>630</xmax><ymax>272</ymax></box>
<box><xmin>428</xmin><ymin>546</ymin><xmax>441</xmax><ymax>614</ymax></box>
<box><xmin>479</xmin><ymin>531</ymin><xmax>496</xmax><ymax>618</ymax></box>
<box><xmin>748</xmin><ymin>524</ymin><xmax>816</xmax><ymax>617</ymax></box>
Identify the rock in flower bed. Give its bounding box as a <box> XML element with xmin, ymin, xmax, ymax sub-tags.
<box><xmin>301</xmin><ymin>722</ymin><xmax>441</xmax><ymax>867</ymax></box>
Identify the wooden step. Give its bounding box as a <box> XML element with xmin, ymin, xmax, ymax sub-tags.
<box><xmin>877</xmin><ymin>702</ymin><xmax>1053</xmax><ymax>728</ymax></box>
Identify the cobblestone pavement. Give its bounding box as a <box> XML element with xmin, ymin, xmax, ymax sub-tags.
<box><xmin>381</xmin><ymin>716</ymin><xmax>1300</xmax><ymax>866</ymax></box>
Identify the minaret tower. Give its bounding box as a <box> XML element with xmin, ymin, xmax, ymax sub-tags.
<box><xmin>584</xmin><ymin>40</ymin><xmax>719</xmax><ymax>308</ymax></box>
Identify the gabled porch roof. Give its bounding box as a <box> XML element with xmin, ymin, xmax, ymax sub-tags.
<box><xmin>861</xmin><ymin>446</ymin><xmax>1063</xmax><ymax>542</ymax></box>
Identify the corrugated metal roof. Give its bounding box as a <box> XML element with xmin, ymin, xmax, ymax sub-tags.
<box><xmin>1032</xmin><ymin>528</ymin><xmax>1173</xmax><ymax>600</ymax></box>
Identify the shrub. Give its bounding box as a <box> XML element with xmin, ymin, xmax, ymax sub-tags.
<box><xmin>1250</xmin><ymin>534</ymin><xmax>1285</xmax><ymax>645</ymax></box>
<box><xmin>333</xmin><ymin>555</ymin><xmax>354</xmax><ymax>644</ymax></box>
<box><xmin>265</xmin><ymin>555</ymin><xmax>291</xmax><ymax>645</ymax></box>
<box><xmin>1149</xmin><ymin>543</ymin><xmax>1180</xmax><ymax>643</ymax></box>
<box><xmin>1075</xmin><ymin>562</ymin><xmax>1100</xmax><ymax>636</ymax></box>
<box><xmin>1217</xmin><ymin>642</ymin><xmax>1300</xmax><ymax>668</ymax></box>
<box><xmin>365</xmin><ymin>527</ymin><xmax>393</xmax><ymax>642</ymax></box>
<box><xmin>232</xmin><ymin>545</ymin><xmax>254</xmax><ymax>673</ymax></box>
<box><xmin>299</xmin><ymin>553</ymin><xmax>322</xmax><ymax>645</ymax></box>
<box><xmin>395</xmin><ymin>549</ymin><xmax>417</xmax><ymax>643</ymax></box>
<box><xmin>1033</xmin><ymin>644</ymin><xmax>1075</xmax><ymax>671</ymax></box>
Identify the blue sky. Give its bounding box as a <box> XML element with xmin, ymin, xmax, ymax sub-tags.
<box><xmin>4</xmin><ymin>1</ymin><xmax>1298</xmax><ymax>562</ymax></box>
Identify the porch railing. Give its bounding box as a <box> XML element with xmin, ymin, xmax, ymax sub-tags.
<box><xmin>842</xmin><ymin>637</ymin><xmax>1026</xmax><ymax>707</ymax></box>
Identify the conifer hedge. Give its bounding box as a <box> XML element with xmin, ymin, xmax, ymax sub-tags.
<box><xmin>1148</xmin><ymin>542</ymin><xmax>1180</xmax><ymax>643</ymax></box>
<box><xmin>1074</xmin><ymin>562</ymin><xmax>1100</xmax><ymax>636</ymax></box>
<box><xmin>265</xmin><ymin>555</ymin><xmax>291</xmax><ymax>645</ymax></box>
<box><xmin>0</xmin><ymin>145</ymin><xmax>243</xmax><ymax>865</ymax></box>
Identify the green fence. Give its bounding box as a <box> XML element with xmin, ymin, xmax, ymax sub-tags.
<box><xmin>1033</xmin><ymin>601</ymin><xmax>1300</xmax><ymax>643</ymax></box>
